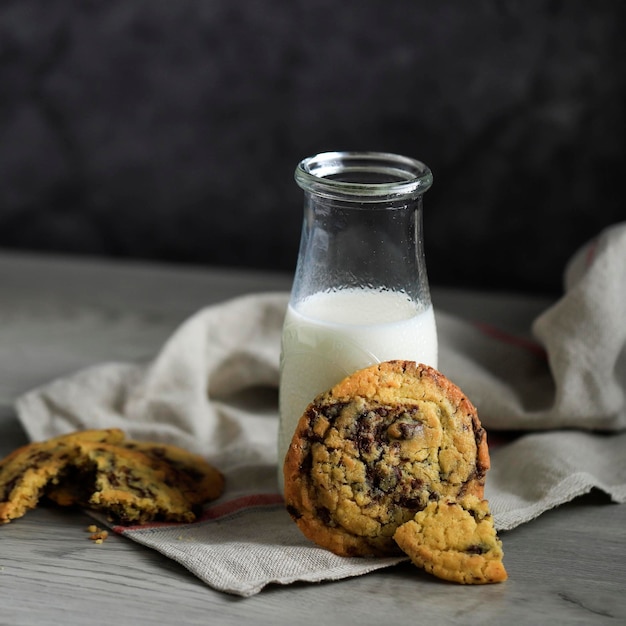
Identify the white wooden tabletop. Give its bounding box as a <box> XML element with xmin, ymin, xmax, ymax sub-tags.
<box><xmin>1</xmin><ymin>250</ymin><xmax>624</xmax><ymax>626</ymax></box>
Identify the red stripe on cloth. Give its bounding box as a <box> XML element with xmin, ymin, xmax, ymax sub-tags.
<box><xmin>198</xmin><ymin>493</ymin><xmax>284</xmax><ymax>522</ymax></box>
<box><xmin>473</xmin><ymin>321</ymin><xmax>547</xmax><ymax>359</ymax></box>
<box><xmin>112</xmin><ymin>493</ymin><xmax>284</xmax><ymax>534</ymax></box>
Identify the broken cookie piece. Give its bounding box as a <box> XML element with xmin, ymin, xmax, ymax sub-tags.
<box><xmin>393</xmin><ymin>496</ymin><xmax>507</xmax><ymax>584</ymax></box>
<box><xmin>0</xmin><ymin>429</ymin><xmax>125</xmax><ymax>524</ymax></box>
<box><xmin>0</xmin><ymin>429</ymin><xmax>224</xmax><ymax>526</ymax></box>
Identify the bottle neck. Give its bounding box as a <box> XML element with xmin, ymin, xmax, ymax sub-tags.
<box><xmin>290</xmin><ymin>151</ymin><xmax>433</xmax><ymax>307</ymax></box>
<box><xmin>291</xmin><ymin>190</ymin><xmax>430</xmax><ymax>305</ymax></box>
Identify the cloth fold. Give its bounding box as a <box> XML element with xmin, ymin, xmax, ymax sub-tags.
<box><xmin>14</xmin><ymin>223</ymin><xmax>626</xmax><ymax>596</ymax></box>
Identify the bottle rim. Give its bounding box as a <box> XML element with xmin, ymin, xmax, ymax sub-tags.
<box><xmin>295</xmin><ymin>151</ymin><xmax>433</xmax><ymax>202</ymax></box>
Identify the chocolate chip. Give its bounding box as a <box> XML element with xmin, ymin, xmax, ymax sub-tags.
<box><xmin>107</xmin><ymin>471</ymin><xmax>120</xmax><ymax>487</ymax></box>
<box><xmin>286</xmin><ymin>504</ymin><xmax>302</xmax><ymax>520</ymax></box>
<box><xmin>315</xmin><ymin>506</ymin><xmax>333</xmax><ymax>526</ymax></box>
<box><xmin>465</xmin><ymin>544</ymin><xmax>489</xmax><ymax>555</ymax></box>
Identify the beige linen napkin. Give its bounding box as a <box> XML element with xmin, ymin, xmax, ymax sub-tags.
<box><xmin>14</xmin><ymin>223</ymin><xmax>626</xmax><ymax>596</ymax></box>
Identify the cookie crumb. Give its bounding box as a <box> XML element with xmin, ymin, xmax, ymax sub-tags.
<box><xmin>87</xmin><ymin>525</ymin><xmax>109</xmax><ymax>543</ymax></box>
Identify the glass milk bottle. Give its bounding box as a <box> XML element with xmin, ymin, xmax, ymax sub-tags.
<box><xmin>277</xmin><ymin>151</ymin><xmax>437</xmax><ymax>492</ymax></box>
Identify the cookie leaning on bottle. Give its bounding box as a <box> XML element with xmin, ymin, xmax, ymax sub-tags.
<box><xmin>284</xmin><ymin>361</ymin><xmax>490</xmax><ymax>557</ymax></box>
<box><xmin>283</xmin><ymin>360</ymin><xmax>506</xmax><ymax>583</ymax></box>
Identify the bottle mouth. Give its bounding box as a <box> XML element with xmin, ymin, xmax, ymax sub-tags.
<box><xmin>295</xmin><ymin>151</ymin><xmax>433</xmax><ymax>202</ymax></box>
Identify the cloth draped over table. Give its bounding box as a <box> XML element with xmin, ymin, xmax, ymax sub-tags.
<box><xmin>15</xmin><ymin>222</ymin><xmax>626</xmax><ymax>596</ymax></box>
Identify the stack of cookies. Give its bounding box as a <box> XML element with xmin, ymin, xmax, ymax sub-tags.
<box><xmin>0</xmin><ymin>429</ymin><xmax>224</xmax><ymax>525</ymax></box>
<box><xmin>284</xmin><ymin>360</ymin><xmax>508</xmax><ymax>584</ymax></box>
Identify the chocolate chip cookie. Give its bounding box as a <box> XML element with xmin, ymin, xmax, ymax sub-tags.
<box><xmin>283</xmin><ymin>361</ymin><xmax>490</xmax><ymax>558</ymax></box>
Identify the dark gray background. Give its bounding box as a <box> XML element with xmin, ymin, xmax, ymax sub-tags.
<box><xmin>1</xmin><ymin>0</ymin><xmax>624</xmax><ymax>294</ymax></box>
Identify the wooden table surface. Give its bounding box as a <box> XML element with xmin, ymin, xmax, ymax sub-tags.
<box><xmin>1</xmin><ymin>250</ymin><xmax>624</xmax><ymax>626</ymax></box>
